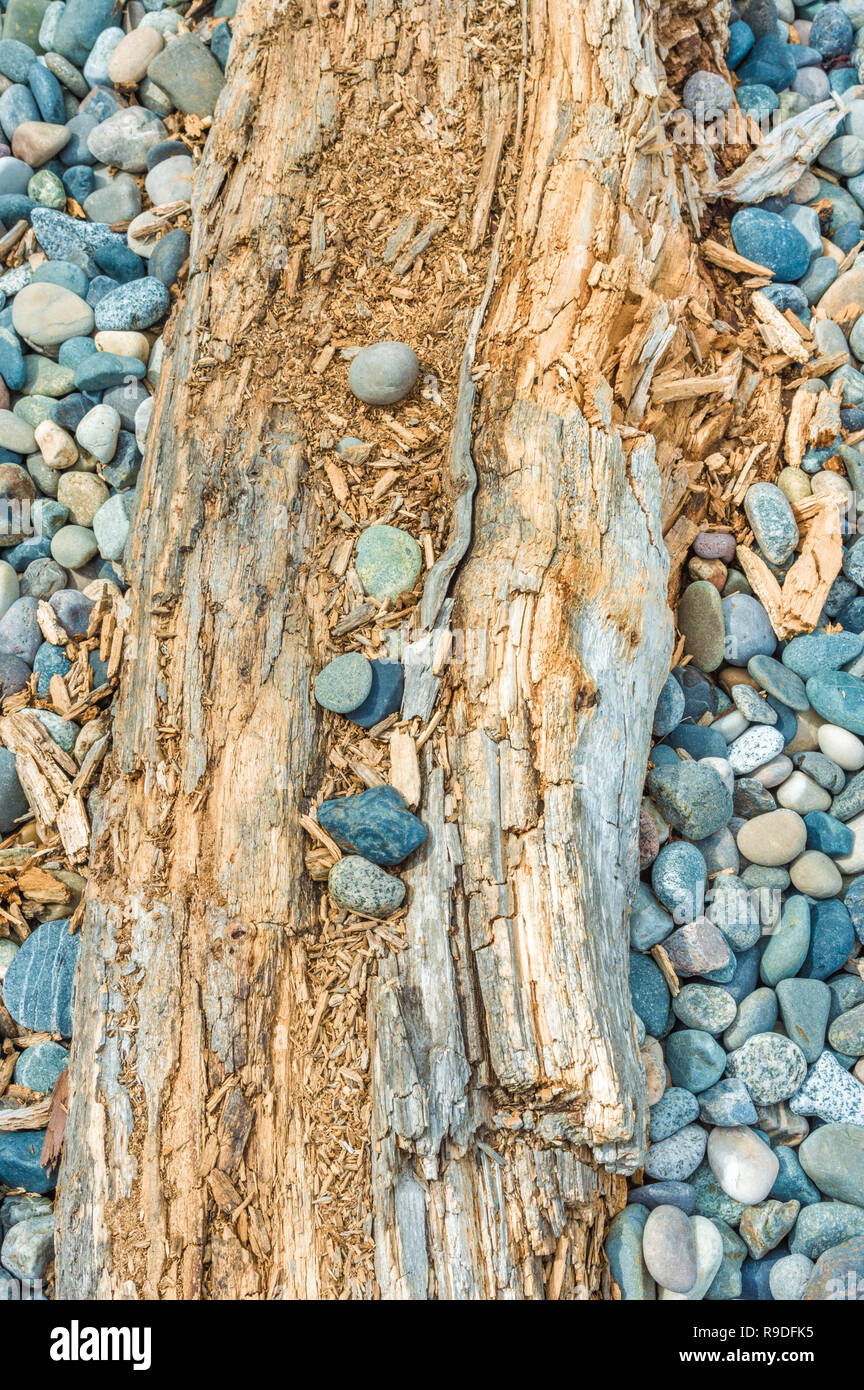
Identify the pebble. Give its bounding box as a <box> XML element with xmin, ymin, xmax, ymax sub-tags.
<box><xmin>348</xmin><ymin>341</ymin><xmax>420</xmax><ymax>406</ymax></box>
<box><xmin>317</xmin><ymin>784</ymin><xmax>426</xmax><ymax>866</ymax></box>
<box><xmin>145</xmin><ymin>153</ymin><xmax>194</xmax><ymax>207</ymax></box>
<box><xmin>650</xmin><ymin>840</ymin><xmax>705</xmax><ymax>922</ymax></box>
<box><xmin>644</xmin><ymin>1123</ymin><xmax>707</xmax><ymax>1181</ymax></box>
<box><xmin>730</xmin><ymin>206</ymin><xmax>811</xmax><ymax>278</ymax></box>
<box><xmin>802</xmin><ymin>897</ymin><xmax>855</xmax><ymax>977</ymax></box>
<box><xmin>805</xmin><ymin>1235</ymin><xmax>864</xmax><ymax>1298</ymax></box>
<box><xmin>744</xmin><ymin>481</ymin><xmax>799</xmax><ymax>565</ymax></box>
<box><xmin>777</xmin><ymin>978</ymin><xmax>832</xmax><ymax>1063</ymax></box>
<box><xmin>11</xmin><ymin>280</ymin><xmax>93</xmax><ymax>347</ymax></box>
<box><xmin>327</xmin><ymin>854</ymin><xmax>405</xmax><ymax>919</ymax></box>
<box><xmin>682</xmin><ymin>70</ymin><xmax>734</xmax><ymax>117</ymax></box>
<box><xmin>708</xmin><ymin>1124</ymin><xmax>780</xmax><ymax>1203</ymax></box>
<box><xmin>807</xmin><ymin>669</ymin><xmax>864</xmax><ymax>735</ymax></box>
<box><xmin>630</xmin><ymin>951</ymin><xmax>671</xmax><ymax>1036</ymax></box>
<box><xmin>678</xmin><ymin>579</ymin><xmax>725</xmax><ymax>671</ymax></box>
<box><xmin>818</xmin><ymin>721</ymin><xmax>864</xmax><ymax>770</ymax></box>
<box><xmin>799</xmin><ymin>1122</ymin><xmax>864</xmax><ymax>1205</ymax></box>
<box><xmin>721</xmin><ymin>593</ymin><xmax>777</xmax><ymax>666</ymax></box>
<box><xmin>605</xmin><ymin>1205</ymin><xmax>654</xmax><ymax>1300</ymax></box>
<box><xmin>658</xmin><ymin>1215</ymin><xmax>724</xmax><ymax>1302</ymax></box>
<box><xmin>736</xmin><ymin>807</ymin><xmax>807</xmax><ymax>864</ymax></box>
<box><xmin>727</xmin><ymin>724</ymin><xmax>785</xmax><ymax>774</ymax></box>
<box><xmin>1</xmin><ymin>916</ymin><xmax>78</xmax><ymax>1034</ymax></box>
<box><xmin>642</xmin><ymin>1205</ymin><xmax>697</xmax><ymax>1294</ymax></box>
<box><xmin>663</xmin><ymin>920</ymin><xmax>732</xmax><ymax>979</ymax></box>
<box><xmin>740</xmin><ymin>1198</ymin><xmax>800</xmax><ymax>1260</ymax></box>
<box><xmin>146</xmin><ymin>34</ymin><xmax>226</xmax><ymax>118</ymax></box>
<box><xmin>12</xmin><ymin>1038</ymin><xmax>66</xmax><ymax>1093</ymax></box>
<box><xmin>673</xmin><ymin>983</ymin><xmax>737</xmax><ymax>1033</ymax></box>
<box><xmin>645</xmin><ymin>762</ymin><xmax>732</xmax><ymax>840</ymax></box>
<box><xmin>761</xmin><ymin>894</ymin><xmax>811</xmax><ymax>985</ymax></box>
<box><xmin>727</xmin><ymin>1031</ymin><xmax>807</xmax><ymax>1103</ymax></box>
<box><xmin>354</xmin><ymin>524</ymin><xmax>422</xmax><ymax>602</ymax></box>
<box><xmin>789</xmin><ymin>848</ymin><xmax>842</xmax><ymax>898</ymax></box>
<box><xmin>699</xmin><ymin>1077</ymin><xmax>759</xmax><ymax>1127</ymax></box>
<box><xmin>628</xmin><ymin>1181</ymin><xmax>696</xmax><ymax>1214</ymax></box>
<box><xmin>791</xmin><ymin>1048</ymin><xmax>864</xmax><ymax>1125</ymax></box>
<box><xmin>0</xmin><ymin>1211</ymin><xmax>54</xmax><ymax>1280</ymax></box>
<box><xmin>94</xmin><ymin>276</ymin><xmax>170</xmax><ymax>332</ymax></box>
<box><xmin>313</xmin><ymin>652</ymin><xmax>372</xmax><ymax>714</ymax></box>
<box><xmin>665</xmin><ymin>1029</ymin><xmax>727</xmax><ymax>1092</ymax></box>
<box><xmin>91</xmin><ymin>490</ymin><xmax>133</xmax><ymax>562</ymax></box>
<box><xmin>108</xmin><ymin>28</ymin><xmax>164</xmax><ymax>86</ymax></box>
<box><xmin>769</xmin><ymin>1250</ymin><xmax>813</xmax><ymax>1297</ymax></box>
<box><xmin>708</xmin><ymin>872</ymin><xmax>760</xmax><ymax>949</ymax></box>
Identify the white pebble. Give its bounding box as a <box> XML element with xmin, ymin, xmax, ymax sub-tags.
<box><xmin>817</xmin><ymin>723</ymin><xmax>864</xmax><ymax>771</ymax></box>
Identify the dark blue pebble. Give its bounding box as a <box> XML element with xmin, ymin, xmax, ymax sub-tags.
<box><xmin>32</xmin><ymin>640</ymin><xmax>72</xmax><ymax>697</ymax></box>
<box><xmin>149</xmin><ymin>228</ymin><xmax>190</xmax><ymax>289</ymax></box>
<box><xmin>73</xmin><ymin>352</ymin><xmax>146</xmax><ymax>392</ymax></box>
<box><xmin>3</xmin><ymin>536</ymin><xmax>50</xmax><ymax>570</ymax></box>
<box><xmin>838</xmin><ymin>597</ymin><xmax>864</xmax><ymax>633</ymax></box>
<box><xmin>0</xmin><ymin>83</ymin><xmax>39</xmax><ymax>141</ymax></box>
<box><xmin>79</xmin><ymin>85</ymin><xmax>124</xmax><ymax>125</ymax></box>
<box><xmin>810</xmin><ymin>2</ymin><xmax>854</xmax><ymax>59</ymax></box>
<box><xmin>27</xmin><ymin>61</ymin><xmax>65</xmax><ymax>125</ymax></box>
<box><xmin>0</xmin><ymin>193</ymin><xmax>35</xmax><ymax>223</ymax></box>
<box><xmin>0</xmin><ymin>650</ymin><xmax>30</xmax><ymax>694</ymax></box>
<box><xmin>841</xmin><ymin>407</ymin><xmax>864</xmax><ymax>431</ymax></box>
<box><xmin>759</xmin><ymin>282</ymin><xmax>809</xmax><ymax>316</ymax></box>
<box><xmin>0</xmin><ymin>744</ymin><xmax>28</xmax><ymax>833</ymax></box>
<box><xmin>85</xmin><ymin>274</ymin><xmax>118</xmax><ymax>308</ymax></box>
<box><xmin>834</xmin><ymin>222</ymin><xmax>863</xmax><ymax>253</ymax></box>
<box><xmin>651</xmin><ymin>745</ymin><xmax>681</xmax><ymax>767</ymax></box>
<box><xmin>765</xmin><ymin>693</ymin><xmax>797</xmax><ymax>744</ymax></box>
<box><xmin>348</xmin><ymin>658</ymin><xmax>404</xmax><ymax>728</ymax></box>
<box><xmin>102</xmin><ymin>431</ymin><xmax>140</xmax><ymax>491</ymax></box>
<box><xmin>664</xmin><ymin>722</ymin><xmax>728</xmax><ymax>760</ymax></box>
<box><xmin>211</xmin><ymin>21</ymin><xmax>232</xmax><ymax>70</ymax></box>
<box><xmin>50</xmin><ymin>391</ymin><xmax>95</xmax><ymax>432</ymax></box>
<box><xmin>719</xmin><ymin>943</ymin><xmax>762</xmax><ymax>1004</ymax></box>
<box><xmin>804</xmin><ymin>811</ymin><xmax>854</xmax><ymax>857</ymax></box>
<box><xmin>317</xmin><ymin>783</ymin><xmax>427</xmax><ymax>866</ymax></box>
<box><xmin>739</xmin><ymin>1247</ymin><xmax>788</xmax><ymax>1300</ymax></box>
<box><xmin>628</xmin><ymin>1181</ymin><xmax>696</xmax><ymax>1214</ymax></box>
<box><xmin>57</xmin><ymin>112</ymin><xmax>97</xmax><ymax>167</ymax></box>
<box><xmin>61</xmin><ymin>164</ymin><xmax>94</xmax><ymax>204</ymax></box>
<box><xmin>630</xmin><ymin>950</ymin><xmax>671</xmax><ymax>1036</ymax></box>
<box><xmin>727</xmin><ymin>19</ymin><xmax>755</xmax><ymax>68</ymax></box>
<box><xmin>93</xmin><ymin>241</ymin><xmax>145</xmax><ymax>285</ymax></box>
<box><xmin>0</xmin><ymin>1132</ymin><xmax>55</xmax><ymax>1194</ymax></box>
<box><xmin>146</xmin><ymin>139</ymin><xmax>188</xmax><ymax>171</ymax></box>
<box><xmin>771</xmin><ymin>1145</ymin><xmax>822</xmax><ymax>1206</ymax></box>
<box><xmin>735</xmin><ymin>36</ymin><xmax>798</xmax><ymax>93</ymax></box>
<box><xmin>0</xmin><ymin>335</ymin><xmax>25</xmax><ymax>390</ymax></box>
<box><xmin>803</xmin><ymin>899</ymin><xmax>855</xmax><ymax>979</ymax></box>
<box><xmin>675</xmin><ymin>665</ymin><xmax>720</xmax><ymax>720</ymax></box>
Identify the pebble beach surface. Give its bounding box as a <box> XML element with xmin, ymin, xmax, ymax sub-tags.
<box><xmin>608</xmin><ymin>0</ymin><xmax>864</xmax><ymax>1303</ymax></box>
<box><xmin>0</xmin><ymin>0</ymin><xmax>235</xmax><ymax>1300</ymax></box>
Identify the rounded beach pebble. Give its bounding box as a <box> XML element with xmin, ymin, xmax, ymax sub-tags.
<box><xmin>327</xmin><ymin>854</ymin><xmax>405</xmax><ymax>918</ymax></box>
<box><xmin>348</xmin><ymin>341</ymin><xmax>419</xmax><ymax>406</ymax></box>
<box><xmin>314</xmin><ymin>652</ymin><xmax>373</xmax><ymax>714</ymax></box>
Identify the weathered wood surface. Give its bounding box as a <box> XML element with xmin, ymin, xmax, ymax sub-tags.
<box><xmin>57</xmin><ymin>0</ymin><xmax>720</xmax><ymax>1299</ymax></box>
<box><xmin>370</xmin><ymin>0</ymin><xmax>718</xmax><ymax>1299</ymax></box>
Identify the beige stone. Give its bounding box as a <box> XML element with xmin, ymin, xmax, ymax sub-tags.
<box><xmin>34</xmin><ymin>419</ymin><xmax>77</xmax><ymax>470</ymax></box>
<box><xmin>11</xmin><ymin>120</ymin><xmax>70</xmax><ymax>166</ymax></box>
<box><xmin>56</xmin><ymin>471</ymin><xmax>110</xmax><ymax>527</ymax></box>
<box><xmin>108</xmin><ymin>28</ymin><xmax>165</xmax><ymax>85</ymax></box>
<box><xmin>95</xmin><ymin>331</ymin><xmax>150</xmax><ymax>364</ymax></box>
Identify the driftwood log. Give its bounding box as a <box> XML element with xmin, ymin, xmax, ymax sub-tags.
<box><xmin>57</xmin><ymin>0</ymin><xmax>724</xmax><ymax>1298</ymax></box>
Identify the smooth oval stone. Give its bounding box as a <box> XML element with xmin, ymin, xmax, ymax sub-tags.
<box><xmin>645</xmin><ymin>1123</ymin><xmax>707</xmax><ymax>1182</ymax></box>
<box><xmin>646</xmin><ymin>762</ymin><xmax>732</xmax><ymax>840</ymax></box>
<box><xmin>811</xmin><ymin>1</ymin><xmax>855</xmax><ymax>56</ymax></box>
<box><xmin>146</xmin><ymin>32</ymin><xmax>226</xmax><ymax>118</ymax></box>
<box><xmin>652</xmin><ymin>671</ymin><xmax>686</xmax><ymax>737</ymax></box>
<box><xmin>727</xmin><ymin>1032</ymin><xmax>808</xmax><ymax>1103</ymax></box>
<box><xmin>761</xmin><ymin>894</ymin><xmax>810</xmax><ymax>985</ymax></box>
<box><xmin>148</xmin><ymin>226</ymin><xmax>189</xmax><ymax>289</ymax></box>
<box><xmin>348</xmin><ymin>657</ymin><xmax>404</xmax><ymax>728</ymax></box>
<box><xmin>347</xmin><ymin>341</ymin><xmax>419</xmax><ymax>406</ymax></box>
<box><xmin>693</xmin><ymin>530</ymin><xmax>736</xmax><ymax>562</ymax></box>
<box><xmin>792</xmin><ymin>1201</ymin><xmax>864</xmax><ymax>1260</ymax></box>
<box><xmin>728</xmin><ymin>725</ymin><xmax>786</xmax><ymax>775</ymax></box>
<box><xmin>94</xmin><ymin>276</ymin><xmax>170</xmax><ymax>332</ymax></box>
<box><xmin>784</xmin><ymin>630</ymin><xmax>864</xmax><ymax>679</ymax></box>
<box><xmin>11</xmin><ymin>279</ymin><xmax>93</xmax><ymax>348</ymax></box>
<box><xmin>693</xmin><ymin>824</ymin><xmax>739</xmax><ymax>876</ymax></box>
<box><xmin>707</xmin><ymin>873</ymin><xmax>760</xmax><ymax>949</ymax></box>
<box><xmin>666</xmin><ymin>1030</ymin><xmax>727</xmax><ymax>1094</ymax></box>
<box><xmin>665</xmin><ymin>721</ymin><xmax>727</xmax><ymax>760</ymax></box>
<box><xmin>724</xmin><ymin>987</ymin><xmax>779</xmax><ymax>1050</ymax></box>
<box><xmin>730</xmin><ymin>206</ymin><xmax>810</xmax><ymax>278</ymax></box>
<box><xmin>664</xmin><ymin>919</ymin><xmax>732</xmax><ymax>978</ymax></box>
<box><xmin>651</xmin><ymin>840</ymin><xmax>706</xmax><ymax>923</ymax></box>
<box><xmin>678</xmin><ymin>580</ymin><xmax>725</xmax><ymax>671</ymax></box>
<box><xmin>314</xmin><ymin>652</ymin><xmax>373</xmax><ymax>714</ymax></box>
<box><xmin>354</xmin><ymin>523</ymin><xmax>422</xmax><ymax>602</ymax></box>
<box><xmin>658</xmin><ymin>1214</ymin><xmax>724</xmax><ymax>1302</ymax></box>
<box><xmin>673</xmin><ymin>983</ymin><xmax>737</xmax><ymax>1033</ymax></box>
<box><xmin>748</xmin><ymin>653</ymin><xmax>808</xmax><ymax>713</ymax></box>
<box><xmin>642</xmin><ymin>1205</ymin><xmax>698</xmax><ymax>1294</ymax></box>
<box><xmin>802</xmin><ymin>897</ymin><xmax>855</xmax><ymax>977</ymax></box>
<box><xmin>708</xmin><ymin>1124</ymin><xmax>780</xmax><ymax>1204</ymax></box>
<box><xmin>699</xmin><ymin>1077</ymin><xmax>758</xmax><ymax>1127</ymax></box>
<box><xmin>744</xmin><ymin>482</ymin><xmax>799</xmax><ymax>566</ymax></box>
<box><xmin>628</xmin><ymin>1182</ymin><xmax>695</xmax><ymax>1215</ymax></box>
<box><xmin>682</xmin><ymin>69</ymin><xmax>734</xmax><ymax>116</ymax></box>
<box><xmin>630</xmin><ymin>951</ymin><xmax>671</xmax><ymax>1036</ymax></box>
<box><xmin>1</xmin><ymin>916</ymin><xmax>78</xmax><ymax>1034</ymax></box>
<box><xmin>819</xmin><ymin>722</ymin><xmax>864</xmax><ymax>771</ymax></box>
<box><xmin>805</xmin><ymin>1235</ymin><xmax>864</xmax><ymax>1299</ymax></box>
<box><xmin>649</xmin><ymin>1087</ymin><xmax>701</xmax><ymax>1143</ymax></box>
<box><xmin>605</xmin><ymin>1205</ymin><xmax>655</xmax><ymax>1300</ymax></box>
<box><xmin>317</xmin><ymin>783</ymin><xmax>426</xmax><ymax>867</ymax></box>
<box><xmin>710</xmin><ymin>708</ymin><xmax>748</xmax><ymax>742</ymax></box>
<box><xmin>731</xmin><ymin>682</ymin><xmax>776</xmax><ymax>724</ymax></box>
<box><xmin>50</xmin><ymin>523</ymin><xmax>96</xmax><ymax>568</ymax></box>
<box><xmin>12</xmin><ymin>1038</ymin><xmax>67</xmax><ymax>1093</ymax></box>
<box><xmin>828</xmin><ymin>1002</ymin><xmax>864</xmax><ymax>1055</ymax></box>
<box><xmin>789</xmin><ymin>848</ymin><xmax>842</xmax><ymax>898</ymax></box>
<box><xmin>807</xmin><ymin>670</ymin><xmax>864</xmax><ymax>735</ymax></box>
<box><xmin>327</xmin><ymin>854</ymin><xmax>405</xmax><ymax>919</ymax></box>
<box><xmin>799</xmin><ymin>1123</ymin><xmax>864</xmax><ymax>1205</ymax></box>
<box><xmin>722</xmin><ymin>593</ymin><xmax>777</xmax><ymax>667</ymax></box>
<box><xmin>751</xmin><ymin>753</ymin><xmax>794</xmax><ymax>787</ymax></box>
<box><xmin>737</xmin><ymin>808</ymin><xmax>807</xmax><ymax>865</ymax></box>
